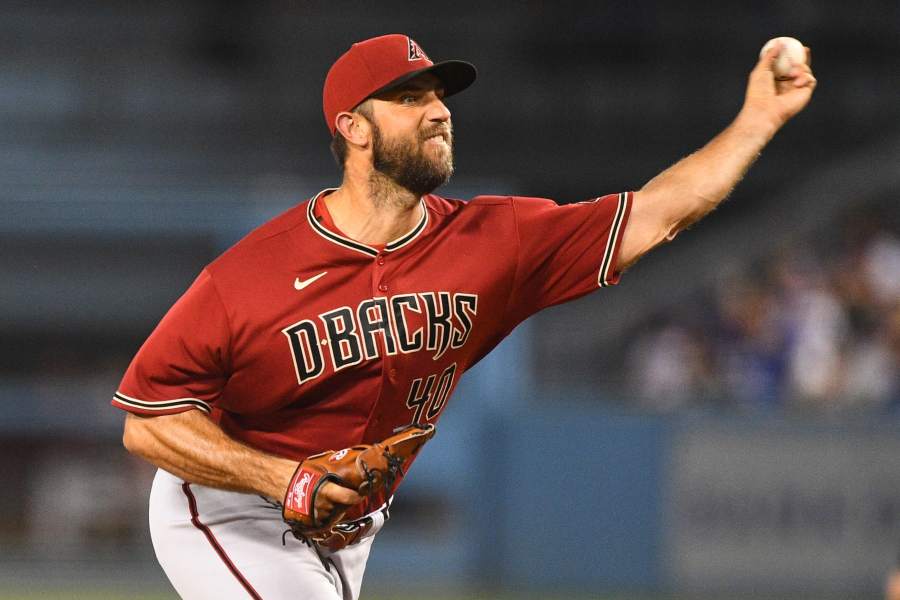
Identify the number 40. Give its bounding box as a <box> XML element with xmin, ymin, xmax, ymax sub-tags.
<box><xmin>405</xmin><ymin>363</ymin><xmax>457</xmax><ymax>425</ymax></box>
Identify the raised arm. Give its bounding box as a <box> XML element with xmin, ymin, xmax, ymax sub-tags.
<box><xmin>617</xmin><ymin>42</ymin><xmax>817</xmax><ymax>270</ymax></box>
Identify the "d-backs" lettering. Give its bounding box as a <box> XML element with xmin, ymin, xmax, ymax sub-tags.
<box><xmin>281</xmin><ymin>292</ymin><xmax>477</xmax><ymax>386</ymax></box>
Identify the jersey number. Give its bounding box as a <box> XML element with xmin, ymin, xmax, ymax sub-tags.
<box><xmin>405</xmin><ymin>363</ymin><xmax>457</xmax><ymax>425</ymax></box>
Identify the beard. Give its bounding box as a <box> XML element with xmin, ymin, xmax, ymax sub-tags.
<box><xmin>371</xmin><ymin>121</ymin><xmax>454</xmax><ymax>198</ymax></box>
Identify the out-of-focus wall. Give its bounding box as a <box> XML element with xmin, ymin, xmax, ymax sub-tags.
<box><xmin>667</xmin><ymin>421</ymin><xmax>900</xmax><ymax>594</ymax></box>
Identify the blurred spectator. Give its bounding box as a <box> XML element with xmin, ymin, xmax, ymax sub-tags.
<box><xmin>714</xmin><ymin>270</ymin><xmax>787</xmax><ymax>410</ymax></box>
<box><xmin>863</xmin><ymin>232</ymin><xmax>900</xmax><ymax>306</ymax></box>
<box><xmin>779</xmin><ymin>253</ymin><xmax>849</xmax><ymax>411</ymax></box>
<box><xmin>624</xmin><ymin>200</ymin><xmax>899</xmax><ymax>415</ymax></box>
<box><xmin>626</xmin><ymin>317</ymin><xmax>717</xmax><ymax>412</ymax></box>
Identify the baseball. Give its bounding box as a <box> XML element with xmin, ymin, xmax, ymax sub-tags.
<box><xmin>760</xmin><ymin>36</ymin><xmax>806</xmax><ymax>80</ymax></box>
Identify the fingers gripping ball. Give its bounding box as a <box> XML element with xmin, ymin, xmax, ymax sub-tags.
<box><xmin>282</xmin><ymin>423</ymin><xmax>436</xmax><ymax>544</ymax></box>
<box><xmin>760</xmin><ymin>36</ymin><xmax>806</xmax><ymax>80</ymax></box>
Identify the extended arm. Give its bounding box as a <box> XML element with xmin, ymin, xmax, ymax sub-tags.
<box><xmin>122</xmin><ymin>410</ymin><xmax>361</xmax><ymax>509</ymax></box>
<box><xmin>617</xmin><ymin>42</ymin><xmax>817</xmax><ymax>269</ymax></box>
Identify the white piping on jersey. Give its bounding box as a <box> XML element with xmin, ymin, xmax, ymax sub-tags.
<box><xmin>598</xmin><ymin>192</ymin><xmax>630</xmax><ymax>288</ymax></box>
<box><xmin>306</xmin><ymin>188</ymin><xmax>429</xmax><ymax>257</ymax></box>
<box><xmin>113</xmin><ymin>391</ymin><xmax>212</xmax><ymax>414</ymax></box>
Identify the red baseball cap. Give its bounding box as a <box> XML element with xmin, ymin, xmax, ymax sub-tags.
<box><xmin>323</xmin><ymin>34</ymin><xmax>477</xmax><ymax>135</ymax></box>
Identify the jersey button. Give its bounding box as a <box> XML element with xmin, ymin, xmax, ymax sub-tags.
<box><xmin>389</xmin><ymin>368</ymin><xmax>398</xmax><ymax>379</ymax></box>
<box><xmin>377</xmin><ymin>257</ymin><xmax>385</xmax><ymax>266</ymax></box>
<box><xmin>378</xmin><ymin>283</ymin><xmax>388</xmax><ymax>292</ymax></box>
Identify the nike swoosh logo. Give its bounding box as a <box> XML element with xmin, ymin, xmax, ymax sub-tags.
<box><xmin>294</xmin><ymin>271</ymin><xmax>328</xmax><ymax>290</ymax></box>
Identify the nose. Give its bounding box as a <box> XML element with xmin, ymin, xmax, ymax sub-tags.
<box><xmin>426</xmin><ymin>95</ymin><xmax>452</xmax><ymax>123</ymax></box>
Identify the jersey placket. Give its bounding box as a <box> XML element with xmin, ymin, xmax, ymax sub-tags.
<box><xmin>367</xmin><ymin>249</ymin><xmax>398</xmax><ymax>438</ymax></box>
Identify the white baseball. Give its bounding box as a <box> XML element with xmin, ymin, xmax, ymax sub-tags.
<box><xmin>760</xmin><ymin>36</ymin><xmax>806</xmax><ymax>80</ymax></box>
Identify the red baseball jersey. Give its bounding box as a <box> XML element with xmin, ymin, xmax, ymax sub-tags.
<box><xmin>113</xmin><ymin>188</ymin><xmax>632</xmax><ymax>517</ymax></box>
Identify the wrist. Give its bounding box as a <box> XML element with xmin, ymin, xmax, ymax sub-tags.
<box><xmin>733</xmin><ymin>107</ymin><xmax>781</xmax><ymax>144</ymax></box>
<box><xmin>266</xmin><ymin>458</ymin><xmax>301</xmax><ymax>502</ymax></box>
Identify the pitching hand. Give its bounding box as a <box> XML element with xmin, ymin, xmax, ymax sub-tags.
<box><xmin>314</xmin><ymin>481</ymin><xmax>363</xmax><ymax>523</ymax></box>
<box><xmin>742</xmin><ymin>42</ymin><xmax>817</xmax><ymax>130</ymax></box>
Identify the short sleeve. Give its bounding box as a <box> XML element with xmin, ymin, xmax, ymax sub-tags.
<box><xmin>504</xmin><ymin>192</ymin><xmax>631</xmax><ymax>326</ymax></box>
<box><xmin>112</xmin><ymin>269</ymin><xmax>231</xmax><ymax>415</ymax></box>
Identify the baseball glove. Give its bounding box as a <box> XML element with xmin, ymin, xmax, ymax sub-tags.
<box><xmin>282</xmin><ymin>423</ymin><xmax>435</xmax><ymax>547</ymax></box>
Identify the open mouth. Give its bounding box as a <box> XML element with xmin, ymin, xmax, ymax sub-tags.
<box><xmin>423</xmin><ymin>132</ymin><xmax>450</xmax><ymax>146</ymax></box>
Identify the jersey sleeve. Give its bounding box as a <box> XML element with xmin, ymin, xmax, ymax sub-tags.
<box><xmin>504</xmin><ymin>191</ymin><xmax>632</xmax><ymax>327</ymax></box>
<box><xmin>112</xmin><ymin>268</ymin><xmax>231</xmax><ymax>416</ymax></box>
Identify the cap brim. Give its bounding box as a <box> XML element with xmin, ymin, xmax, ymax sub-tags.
<box><xmin>367</xmin><ymin>60</ymin><xmax>477</xmax><ymax>101</ymax></box>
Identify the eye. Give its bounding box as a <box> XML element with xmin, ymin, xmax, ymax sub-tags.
<box><xmin>400</xmin><ymin>94</ymin><xmax>418</xmax><ymax>105</ymax></box>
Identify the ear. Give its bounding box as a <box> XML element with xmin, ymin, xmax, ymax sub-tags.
<box><xmin>334</xmin><ymin>111</ymin><xmax>371</xmax><ymax>148</ymax></box>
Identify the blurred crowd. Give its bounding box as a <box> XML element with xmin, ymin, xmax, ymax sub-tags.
<box><xmin>625</xmin><ymin>201</ymin><xmax>900</xmax><ymax>415</ymax></box>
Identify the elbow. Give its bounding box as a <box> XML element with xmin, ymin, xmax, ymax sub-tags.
<box><xmin>635</xmin><ymin>185</ymin><xmax>714</xmax><ymax>240</ymax></box>
<box><xmin>122</xmin><ymin>413</ymin><xmax>152</xmax><ymax>458</ymax></box>
<box><xmin>664</xmin><ymin>216</ymin><xmax>694</xmax><ymax>242</ymax></box>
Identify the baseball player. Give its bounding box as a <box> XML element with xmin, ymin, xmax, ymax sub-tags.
<box><xmin>114</xmin><ymin>34</ymin><xmax>816</xmax><ymax>599</ymax></box>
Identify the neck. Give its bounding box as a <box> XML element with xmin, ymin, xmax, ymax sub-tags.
<box><xmin>325</xmin><ymin>166</ymin><xmax>423</xmax><ymax>246</ymax></box>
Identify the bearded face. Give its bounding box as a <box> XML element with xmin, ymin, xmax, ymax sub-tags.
<box><xmin>370</xmin><ymin>119</ymin><xmax>454</xmax><ymax>197</ymax></box>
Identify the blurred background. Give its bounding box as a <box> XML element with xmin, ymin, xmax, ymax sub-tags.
<box><xmin>1</xmin><ymin>1</ymin><xmax>898</xmax><ymax>598</ymax></box>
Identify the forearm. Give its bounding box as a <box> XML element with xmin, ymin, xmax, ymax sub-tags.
<box><xmin>123</xmin><ymin>410</ymin><xmax>296</xmax><ymax>500</ymax></box>
<box><xmin>641</xmin><ymin>108</ymin><xmax>779</xmax><ymax>235</ymax></box>
<box><xmin>618</xmin><ymin>109</ymin><xmax>780</xmax><ymax>268</ymax></box>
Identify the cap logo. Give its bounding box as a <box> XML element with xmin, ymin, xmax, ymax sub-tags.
<box><xmin>407</xmin><ymin>37</ymin><xmax>428</xmax><ymax>62</ymax></box>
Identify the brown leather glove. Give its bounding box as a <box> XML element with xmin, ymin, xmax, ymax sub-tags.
<box><xmin>282</xmin><ymin>423</ymin><xmax>435</xmax><ymax>546</ymax></box>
